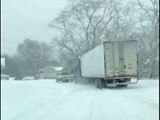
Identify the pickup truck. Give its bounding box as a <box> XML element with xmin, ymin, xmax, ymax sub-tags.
<box><xmin>56</xmin><ymin>74</ymin><xmax>74</xmax><ymax>83</ymax></box>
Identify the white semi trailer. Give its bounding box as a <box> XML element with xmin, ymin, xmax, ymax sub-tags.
<box><xmin>80</xmin><ymin>40</ymin><xmax>138</xmax><ymax>88</ymax></box>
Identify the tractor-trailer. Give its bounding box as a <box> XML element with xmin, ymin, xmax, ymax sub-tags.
<box><xmin>80</xmin><ymin>40</ymin><xmax>138</xmax><ymax>88</ymax></box>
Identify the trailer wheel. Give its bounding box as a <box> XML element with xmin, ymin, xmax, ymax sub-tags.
<box><xmin>95</xmin><ymin>79</ymin><xmax>105</xmax><ymax>89</ymax></box>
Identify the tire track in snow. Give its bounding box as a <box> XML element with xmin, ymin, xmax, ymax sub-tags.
<box><xmin>122</xmin><ymin>93</ymin><xmax>159</xmax><ymax>110</ymax></box>
<box><xmin>88</xmin><ymin>90</ymin><xmax>96</xmax><ymax>120</ymax></box>
<box><xmin>31</xmin><ymin>85</ymin><xmax>93</xmax><ymax>120</ymax></box>
<box><xmin>9</xmin><ymin>85</ymin><xmax>79</xmax><ymax>120</ymax></box>
<box><xmin>32</xmin><ymin>85</ymin><xmax>96</xmax><ymax>120</ymax></box>
<box><xmin>87</xmin><ymin>89</ymin><xmax>110</xmax><ymax>120</ymax></box>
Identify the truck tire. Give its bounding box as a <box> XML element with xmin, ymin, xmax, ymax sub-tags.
<box><xmin>95</xmin><ymin>79</ymin><xmax>105</xmax><ymax>89</ymax></box>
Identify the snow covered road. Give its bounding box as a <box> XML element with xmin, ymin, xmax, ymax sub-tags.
<box><xmin>1</xmin><ymin>79</ymin><xmax>159</xmax><ymax>120</ymax></box>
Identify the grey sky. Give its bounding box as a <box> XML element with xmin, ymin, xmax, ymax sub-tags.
<box><xmin>1</xmin><ymin>0</ymin><xmax>68</xmax><ymax>55</ymax></box>
<box><xmin>1</xmin><ymin>0</ymin><xmax>151</xmax><ymax>55</ymax></box>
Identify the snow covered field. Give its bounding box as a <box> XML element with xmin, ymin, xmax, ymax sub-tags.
<box><xmin>1</xmin><ymin>79</ymin><xmax>159</xmax><ymax>120</ymax></box>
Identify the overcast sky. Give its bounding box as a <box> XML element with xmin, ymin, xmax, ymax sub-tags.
<box><xmin>1</xmin><ymin>0</ymin><xmax>151</xmax><ymax>55</ymax></box>
<box><xmin>1</xmin><ymin>0</ymin><xmax>68</xmax><ymax>55</ymax></box>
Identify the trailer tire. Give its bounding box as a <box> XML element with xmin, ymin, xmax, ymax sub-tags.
<box><xmin>95</xmin><ymin>79</ymin><xmax>105</xmax><ymax>89</ymax></box>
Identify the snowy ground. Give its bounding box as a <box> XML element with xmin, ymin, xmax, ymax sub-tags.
<box><xmin>1</xmin><ymin>79</ymin><xmax>159</xmax><ymax>120</ymax></box>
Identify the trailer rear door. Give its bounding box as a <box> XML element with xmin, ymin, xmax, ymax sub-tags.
<box><xmin>123</xmin><ymin>41</ymin><xmax>137</xmax><ymax>76</ymax></box>
<box><xmin>104</xmin><ymin>41</ymin><xmax>137</xmax><ymax>77</ymax></box>
<box><xmin>104</xmin><ymin>42</ymin><xmax>121</xmax><ymax>77</ymax></box>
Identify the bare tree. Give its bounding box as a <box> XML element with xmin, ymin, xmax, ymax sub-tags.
<box><xmin>136</xmin><ymin>0</ymin><xmax>159</xmax><ymax>78</ymax></box>
<box><xmin>49</xmin><ymin>0</ymin><xmax>124</xmax><ymax>72</ymax></box>
<box><xmin>49</xmin><ymin>0</ymin><xmax>119</xmax><ymax>54</ymax></box>
<box><xmin>49</xmin><ymin>0</ymin><xmax>158</xmax><ymax>78</ymax></box>
<box><xmin>49</xmin><ymin>0</ymin><xmax>141</xmax><ymax>74</ymax></box>
<box><xmin>17</xmin><ymin>39</ymin><xmax>56</xmax><ymax>77</ymax></box>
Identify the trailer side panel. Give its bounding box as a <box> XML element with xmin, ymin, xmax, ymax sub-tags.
<box><xmin>81</xmin><ymin>45</ymin><xmax>105</xmax><ymax>78</ymax></box>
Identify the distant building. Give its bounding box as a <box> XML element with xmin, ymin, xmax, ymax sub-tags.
<box><xmin>37</xmin><ymin>66</ymin><xmax>63</xmax><ymax>79</ymax></box>
<box><xmin>1</xmin><ymin>57</ymin><xmax>5</xmax><ymax>69</ymax></box>
<box><xmin>1</xmin><ymin>57</ymin><xmax>10</xmax><ymax>80</ymax></box>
